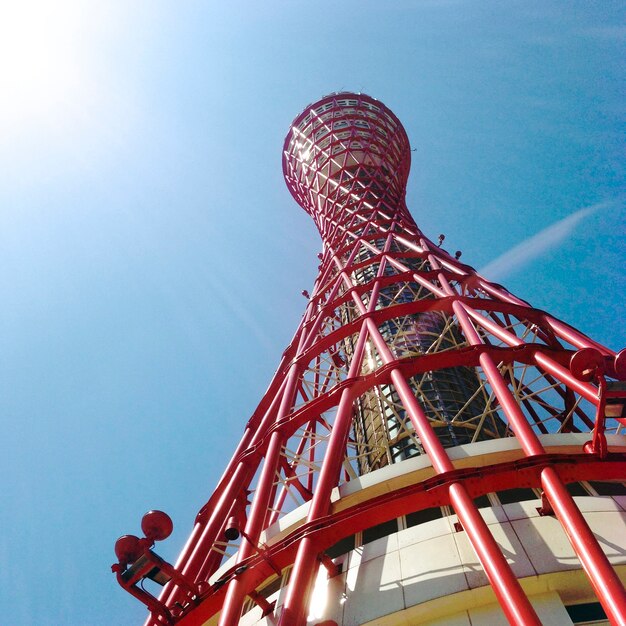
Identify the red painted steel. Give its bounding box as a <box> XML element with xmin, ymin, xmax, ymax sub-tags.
<box><xmin>113</xmin><ymin>93</ymin><xmax>626</xmax><ymax>626</ymax></box>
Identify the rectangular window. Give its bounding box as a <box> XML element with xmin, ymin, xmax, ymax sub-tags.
<box><xmin>325</xmin><ymin>535</ymin><xmax>356</xmax><ymax>559</ymax></box>
<box><xmin>566</xmin><ymin>601</ymin><xmax>608</xmax><ymax>625</ymax></box>
<box><xmin>406</xmin><ymin>507</ymin><xmax>443</xmax><ymax>527</ymax></box>
<box><xmin>496</xmin><ymin>488</ymin><xmax>537</xmax><ymax>505</ymax></box>
<box><xmin>473</xmin><ymin>494</ymin><xmax>492</xmax><ymax>508</ymax></box>
<box><xmin>362</xmin><ymin>519</ymin><xmax>398</xmax><ymax>544</ymax></box>
<box><xmin>589</xmin><ymin>481</ymin><xmax>626</xmax><ymax>496</ymax></box>
<box><xmin>566</xmin><ymin>482</ymin><xmax>589</xmax><ymax>496</ymax></box>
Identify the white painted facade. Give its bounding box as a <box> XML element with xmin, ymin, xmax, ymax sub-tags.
<box><xmin>206</xmin><ymin>435</ymin><xmax>626</xmax><ymax>626</ymax></box>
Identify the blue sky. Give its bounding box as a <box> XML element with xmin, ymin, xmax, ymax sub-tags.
<box><xmin>0</xmin><ymin>2</ymin><xmax>623</xmax><ymax>624</ymax></box>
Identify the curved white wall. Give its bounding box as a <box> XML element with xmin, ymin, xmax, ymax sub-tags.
<box><xmin>207</xmin><ymin>436</ymin><xmax>626</xmax><ymax>626</ymax></box>
<box><xmin>239</xmin><ymin>495</ymin><xmax>624</xmax><ymax>625</ymax></box>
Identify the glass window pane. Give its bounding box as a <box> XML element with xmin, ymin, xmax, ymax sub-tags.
<box><xmin>362</xmin><ymin>519</ymin><xmax>398</xmax><ymax>544</ymax></box>
<box><xmin>325</xmin><ymin>535</ymin><xmax>355</xmax><ymax>559</ymax></box>
<box><xmin>589</xmin><ymin>481</ymin><xmax>626</xmax><ymax>496</ymax></box>
<box><xmin>566</xmin><ymin>482</ymin><xmax>589</xmax><ymax>496</ymax></box>
<box><xmin>406</xmin><ymin>507</ymin><xmax>443</xmax><ymax>527</ymax></box>
<box><xmin>566</xmin><ymin>601</ymin><xmax>608</xmax><ymax>624</ymax></box>
<box><xmin>474</xmin><ymin>494</ymin><xmax>492</xmax><ymax>508</ymax></box>
<box><xmin>496</xmin><ymin>488</ymin><xmax>537</xmax><ymax>505</ymax></box>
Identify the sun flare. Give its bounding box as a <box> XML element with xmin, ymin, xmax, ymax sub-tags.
<box><xmin>0</xmin><ymin>0</ymin><xmax>121</xmax><ymax>138</ymax></box>
<box><xmin>0</xmin><ymin>2</ymin><xmax>79</xmax><ymax>121</ymax></box>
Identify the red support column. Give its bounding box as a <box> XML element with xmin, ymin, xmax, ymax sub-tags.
<box><xmin>453</xmin><ymin>301</ymin><xmax>626</xmax><ymax>624</ymax></box>
<box><xmin>278</xmin><ymin>326</ymin><xmax>369</xmax><ymax>625</ymax></box>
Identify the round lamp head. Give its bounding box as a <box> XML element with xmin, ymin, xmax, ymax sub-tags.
<box><xmin>114</xmin><ymin>534</ymin><xmax>142</xmax><ymax>565</ymax></box>
<box><xmin>614</xmin><ymin>348</ymin><xmax>626</xmax><ymax>380</ymax></box>
<box><xmin>570</xmin><ymin>348</ymin><xmax>605</xmax><ymax>382</ymax></box>
<box><xmin>141</xmin><ymin>510</ymin><xmax>173</xmax><ymax>541</ymax></box>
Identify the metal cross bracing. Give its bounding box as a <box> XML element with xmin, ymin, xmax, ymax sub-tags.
<box><xmin>116</xmin><ymin>93</ymin><xmax>626</xmax><ymax>626</ymax></box>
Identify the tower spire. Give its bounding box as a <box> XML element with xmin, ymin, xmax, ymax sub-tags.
<box><xmin>114</xmin><ymin>93</ymin><xmax>626</xmax><ymax>626</ymax></box>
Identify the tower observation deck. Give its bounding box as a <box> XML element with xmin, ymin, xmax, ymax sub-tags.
<box><xmin>114</xmin><ymin>93</ymin><xmax>626</xmax><ymax>626</ymax></box>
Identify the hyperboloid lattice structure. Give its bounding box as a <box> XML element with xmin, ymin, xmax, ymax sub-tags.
<box><xmin>114</xmin><ymin>93</ymin><xmax>626</xmax><ymax>626</ymax></box>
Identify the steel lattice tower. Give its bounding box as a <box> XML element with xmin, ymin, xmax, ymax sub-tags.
<box><xmin>114</xmin><ymin>93</ymin><xmax>626</xmax><ymax>626</ymax></box>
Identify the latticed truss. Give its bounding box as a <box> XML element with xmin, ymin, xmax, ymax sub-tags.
<box><xmin>114</xmin><ymin>93</ymin><xmax>626</xmax><ymax>626</ymax></box>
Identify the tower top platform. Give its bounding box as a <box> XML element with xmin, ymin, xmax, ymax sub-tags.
<box><xmin>282</xmin><ymin>93</ymin><xmax>411</xmax><ymax>219</ymax></box>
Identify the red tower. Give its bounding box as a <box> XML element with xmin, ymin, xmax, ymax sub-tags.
<box><xmin>114</xmin><ymin>93</ymin><xmax>626</xmax><ymax>626</ymax></box>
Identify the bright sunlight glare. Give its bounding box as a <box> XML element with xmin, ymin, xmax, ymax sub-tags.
<box><xmin>0</xmin><ymin>0</ymin><xmax>126</xmax><ymax>140</ymax></box>
<box><xmin>0</xmin><ymin>1</ymin><xmax>139</xmax><ymax>178</ymax></box>
<box><xmin>307</xmin><ymin>564</ymin><xmax>329</xmax><ymax>621</ymax></box>
<box><xmin>0</xmin><ymin>1</ymin><xmax>83</xmax><ymax>125</ymax></box>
